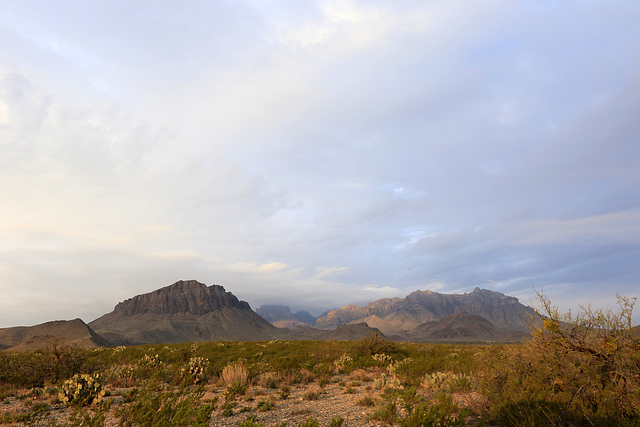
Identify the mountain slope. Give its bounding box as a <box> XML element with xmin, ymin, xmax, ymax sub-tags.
<box><xmin>0</xmin><ymin>319</ymin><xmax>109</xmax><ymax>352</ymax></box>
<box><xmin>394</xmin><ymin>313</ymin><xmax>527</xmax><ymax>342</ymax></box>
<box><xmin>316</xmin><ymin>287</ymin><xmax>536</xmax><ymax>336</ymax></box>
<box><xmin>89</xmin><ymin>280</ymin><xmax>283</xmax><ymax>345</ymax></box>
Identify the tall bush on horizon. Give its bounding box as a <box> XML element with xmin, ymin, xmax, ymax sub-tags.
<box><xmin>480</xmin><ymin>291</ymin><xmax>640</xmax><ymax>425</ymax></box>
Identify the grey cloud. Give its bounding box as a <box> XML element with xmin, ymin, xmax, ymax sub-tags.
<box><xmin>1</xmin><ymin>1</ymin><xmax>640</xmax><ymax>326</ymax></box>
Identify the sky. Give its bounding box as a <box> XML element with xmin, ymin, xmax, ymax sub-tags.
<box><xmin>1</xmin><ymin>1</ymin><xmax>639</xmax><ymax>327</ymax></box>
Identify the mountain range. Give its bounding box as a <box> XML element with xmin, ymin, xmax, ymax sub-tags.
<box><xmin>0</xmin><ymin>280</ymin><xmax>534</xmax><ymax>351</ymax></box>
<box><xmin>314</xmin><ymin>287</ymin><xmax>535</xmax><ymax>336</ymax></box>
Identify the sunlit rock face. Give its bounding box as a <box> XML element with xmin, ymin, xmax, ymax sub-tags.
<box><xmin>316</xmin><ymin>287</ymin><xmax>536</xmax><ymax>336</ymax></box>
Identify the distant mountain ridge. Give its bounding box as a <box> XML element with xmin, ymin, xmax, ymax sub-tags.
<box><xmin>88</xmin><ymin>280</ymin><xmax>381</xmax><ymax>346</ymax></box>
<box><xmin>1</xmin><ymin>281</ymin><xmax>536</xmax><ymax>351</ymax></box>
<box><xmin>256</xmin><ymin>305</ymin><xmax>316</xmax><ymax>328</ymax></box>
<box><xmin>315</xmin><ymin>287</ymin><xmax>535</xmax><ymax>336</ymax></box>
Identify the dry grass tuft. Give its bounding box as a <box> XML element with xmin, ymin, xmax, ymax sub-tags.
<box><xmin>348</xmin><ymin>369</ymin><xmax>372</xmax><ymax>382</ymax></box>
<box><xmin>220</xmin><ymin>362</ymin><xmax>248</xmax><ymax>387</ymax></box>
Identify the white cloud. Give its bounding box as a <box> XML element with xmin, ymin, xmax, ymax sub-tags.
<box><xmin>1</xmin><ymin>1</ymin><xmax>639</xmax><ymax>326</ymax></box>
<box><xmin>0</xmin><ymin>101</ymin><xmax>8</xmax><ymax>125</ymax></box>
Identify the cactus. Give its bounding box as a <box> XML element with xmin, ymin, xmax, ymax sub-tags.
<box><xmin>58</xmin><ymin>373</ymin><xmax>106</xmax><ymax>406</ymax></box>
<box><xmin>181</xmin><ymin>356</ymin><xmax>209</xmax><ymax>384</ymax></box>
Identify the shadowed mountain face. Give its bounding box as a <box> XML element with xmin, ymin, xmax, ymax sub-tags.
<box><xmin>315</xmin><ymin>287</ymin><xmax>536</xmax><ymax>336</ymax></box>
<box><xmin>107</xmin><ymin>280</ymin><xmax>252</xmax><ymax>315</ymax></box>
<box><xmin>0</xmin><ymin>319</ymin><xmax>108</xmax><ymax>351</ymax></box>
<box><xmin>89</xmin><ymin>280</ymin><xmax>282</xmax><ymax>345</ymax></box>
<box><xmin>256</xmin><ymin>305</ymin><xmax>317</xmax><ymax>328</ymax></box>
<box><xmin>393</xmin><ymin>313</ymin><xmax>527</xmax><ymax>343</ymax></box>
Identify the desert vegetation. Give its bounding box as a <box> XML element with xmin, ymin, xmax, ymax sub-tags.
<box><xmin>0</xmin><ymin>294</ymin><xmax>638</xmax><ymax>426</ymax></box>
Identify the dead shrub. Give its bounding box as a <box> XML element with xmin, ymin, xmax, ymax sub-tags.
<box><xmin>296</xmin><ymin>369</ymin><xmax>316</xmax><ymax>385</ymax></box>
<box><xmin>348</xmin><ymin>368</ymin><xmax>373</xmax><ymax>382</ymax></box>
<box><xmin>257</xmin><ymin>372</ymin><xmax>282</xmax><ymax>389</ymax></box>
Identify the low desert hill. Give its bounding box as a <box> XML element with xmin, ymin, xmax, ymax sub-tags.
<box><xmin>0</xmin><ymin>319</ymin><xmax>109</xmax><ymax>351</ymax></box>
<box><xmin>256</xmin><ymin>305</ymin><xmax>316</xmax><ymax>328</ymax></box>
<box><xmin>316</xmin><ymin>287</ymin><xmax>536</xmax><ymax>336</ymax></box>
<box><xmin>393</xmin><ymin>313</ymin><xmax>527</xmax><ymax>342</ymax></box>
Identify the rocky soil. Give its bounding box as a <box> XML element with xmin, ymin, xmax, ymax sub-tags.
<box><xmin>0</xmin><ymin>372</ymin><xmax>486</xmax><ymax>426</ymax></box>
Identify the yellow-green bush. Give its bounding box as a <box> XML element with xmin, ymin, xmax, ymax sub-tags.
<box><xmin>480</xmin><ymin>292</ymin><xmax>640</xmax><ymax>425</ymax></box>
<box><xmin>421</xmin><ymin>371</ymin><xmax>471</xmax><ymax>394</ymax></box>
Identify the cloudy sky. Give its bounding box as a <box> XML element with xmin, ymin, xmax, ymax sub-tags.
<box><xmin>1</xmin><ymin>1</ymin><xmax>639</xmax><ymax>327</ymax></box>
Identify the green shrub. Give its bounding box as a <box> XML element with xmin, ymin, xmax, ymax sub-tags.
<box><xmin>329</xmin><ymin>415</ymin><xmax>344</xmax><ymax>427</ymax></box>
<box><xmin>239</xmin><ymin>415</ymin><xmax>265</xmax><ymax>427</ymax></box>
<box><xmin>370</xmin><ymin>401</ymin><xmax>398</xmax><ymax>424</ymax></box>
<box><xmin>0</xmin><ymin>344</ymin><xmax>86</xmax><ymax>387</ymax></box>
<box><xmin>224</xmin><ymin>381</ymin><xmax>248</xmax><ymax>399</ymax></box>
<box><xmin>117</xmin><ymin>385</ymin><xmax>215</xmax><ymax>426</ymax></box>
<box><xmin>256</xmin><ymin>400</ymin><xmax>275</xmax><ymax>411</ymax></box>
<box><xmin>356</xmin><ymin>332</ymin><xmax>400</xmax><ymax>356</ymax></box>
<box><xmin>302</xmin><ymin>390</ymin><xmax>320</xmax><ymax>401</ymax></box>
<box><xmin>297</xmin><ymin>417</ymin><xmax>320</xmax><ymax>427</ymax></box>
<box><xmin>358</xmin><ymin>396</ymin><xmax>377</xmax><ymax>407</ymax></box>
<box><xmin>10</xmin><ymin>402</ymin><xmax>51</xmax><ymax>425</ymax></box>
<box><xmin>278</xmin><ymin>386</ymin><xmax>290</xmax><ymax>400</ymax></box>
<box><xmin>400</xmin><ymin>393</ymin><xmax>467</xmax><ymax>427</ymax></box>
<box><xmin>421</xmin><ymin>371</ymin><xmax>471</xmax><ymax>393</ymax></box>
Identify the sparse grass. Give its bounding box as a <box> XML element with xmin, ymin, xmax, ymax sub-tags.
<box><xmin>278</xmin><ymin>386</ymin><xmax>290</xmax><ymax>400</ymax></box>
<box><xmin>256</xmin><ymin>400</ymin><xmax>275</xmax><ymax>412</ymax></box>
<box><xmin>297</xmin><ymin>416</ymin><xmax>320</xmax><ymax>427</ymax></box>
<box><xmin>357</xmin><ymin>395</ymin><xmax>377</xmax><ymax>407</ymax></box>
<box><xmin>302</xmin><ymin>390</ymin><xmax>321</xmax><ymax>401</ymax></box>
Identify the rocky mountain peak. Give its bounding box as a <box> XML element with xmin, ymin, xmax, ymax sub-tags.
<box><xmin>316</xmin><ymin>287</ymin><xmax>536</xmax><ymax>334</ymax></box>
<box><xmin>111</xmin><ymin>280</ymin><xmax>251</xmax><ymax>316</ymax></box>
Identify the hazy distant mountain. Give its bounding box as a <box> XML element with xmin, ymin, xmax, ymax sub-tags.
<box><xmin>0</xmin><ymin>319</ymin><xmax>109</xmax><ymax>351</ymax></box>
<box><xmin>89</xmin><ymin>280</ymin><xmax>283</xmax><ymax>345</ymax></box>
<box><xmin>316</xmin><ymin>287</ymin><xmax>536</xmax><ymax>336</ymax></box>
<box><xmin>393</xmin><ymin>313</ymin><xmax>527</xmax><ymax>342</ymax></box>
<box><xmin>256</xmin><ymin>305</ymin><xmax>316</xmax><ymax>328</ymax></box>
